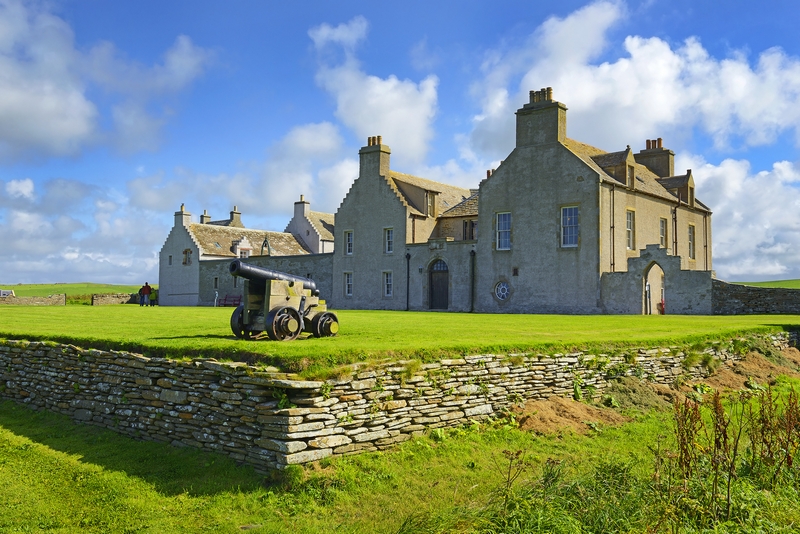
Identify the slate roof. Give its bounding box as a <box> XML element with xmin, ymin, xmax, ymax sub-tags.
<box><xmin>388</xmin><ymin>171</ymin><xmax>472</xmax><ymax>216</ymax></box>
<box><xmin>439</xmin><ymin>193</ymin><xmax>479</xmax><ymax>218</ymax></box>
<box><xmin>590</xmin><ymin>149</ymin><xmax>629</xmax><ymax>168</ymax></box>
<box><xmin>563</xmin><ymin>138</ymin><xmax>710</xmax><ymax>212</ymax></box>
<box><xmin>189</xmin><ymin>224</ymin><xmax>310</xmax><ymax>258</ymax></box>
<box><xmin>308</xmin><ymin>211</ymin><xmax>335</xmax><ymax>241</ymax></box>
<box><xmin>657</xmin><ymin>174</ymin><xmax>691</xmax><ymax>190</ymax></box>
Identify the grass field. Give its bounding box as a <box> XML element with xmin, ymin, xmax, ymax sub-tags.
<box><xmin>735</xmin><ymin>279</ymin><xmax>800</xmax><ymax>289</ymax></box>
<box><xmin>3</xmin><ymin>377</ymin><xmax>800</xmax><ymax>533</ymax></box>
<box><xmin>0</xmin><ymin>282</ymin><xmax>151</xmax><ymax>297</ymax></box>
<box><xmin>0</xmin><ymin>306</ymin><xmax>799</xmax><ymax>377</ymax></box>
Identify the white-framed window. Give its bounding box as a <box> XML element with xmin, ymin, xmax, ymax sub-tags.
<box><xmin>426</xmin><ymin>192</ymin><xmax>435</xmax><ymax>217</ymax></box>
<box><xmin>344</xmin><ymin>272</ymin><xmax>353</xmax><ymax>296</ymax></box>
<box><xmin>168</xmin><ymin>255</ymin><xmax>173</xmax><ymax>266</ymax></box>
<box><xmin>626</xmin><ymin>211</ymin><xmax>635</xmax><ymax>250</ymax></box>
<box><xmin>344</xmin><ymin>231</ymin><xmax>353</xmax><ymax>255</ymax></box>
<box><xmin>384</xmin><ymin>228</ymin><xmax>394</xmax><ymax>254</ymax></box>
<box><xmin>688</xmin><ymin>225</ymin><xmax>696</xmax><ymax>260</ymax></box>
<box><xmin>383</xmin><ymin>271</ymin><xmax>393</xmax><ymax>297</ymax></box>
<box><xmin>659</xmin><ymin>218</ymin><xmax>668</xmax><ymax>248</ymax></box>
<box><xmin>561</xmin><ymin>206</ymin><xmax>579</xmax><ymax>247</ymax></box>
<box><xmin>496</xmin><ymin>212</ymin><xmax>511</xmax><ymax>250</ymax></box>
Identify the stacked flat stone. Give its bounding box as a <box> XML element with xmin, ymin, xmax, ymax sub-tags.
<box><xmin>0</xmin><ymin>332</ymin><xmax>794</xmax><ymax>471</ymax></box>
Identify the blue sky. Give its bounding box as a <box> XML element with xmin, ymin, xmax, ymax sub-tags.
<box><xmin>1</xmin><ymin>0</ymin><xmax>799</xmax><ymax>285</ymax></box>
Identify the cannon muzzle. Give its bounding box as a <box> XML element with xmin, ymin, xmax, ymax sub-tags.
<box><xmin>229</xmin><ymin>260</ymin><xmax>317</xmax><ymax>293</ymax></box>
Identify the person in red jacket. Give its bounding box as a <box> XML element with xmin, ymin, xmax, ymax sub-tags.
<box><xmin>139</xmin><ymin>282</ymin><xmax>152</xmax><ymax>306</ymax></box>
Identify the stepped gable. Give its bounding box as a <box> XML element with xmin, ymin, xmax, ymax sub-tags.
<box><xmin>189</xmin><ymin>224</ymin><xmax>310</xmax><ymax>258</ymax></box>
<box><xmin>388</xmin><ymin>171</ymin><xmax>471</xmax><ymax>215</ymax></box>
<box><xmin>307</xmin><ymin>211</ymin><xmax>335</xmax><ymax>241</ymax></box>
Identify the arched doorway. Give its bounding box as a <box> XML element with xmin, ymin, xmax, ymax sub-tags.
<box><xmin>643</xmin><ymin>262</ymin><xmax>665</xmax><ymax>314</ymax></box>
<box><xmin>429</xmin><ymin>259</ymin><xmax>449</xmax><ymax>310</ymax></box>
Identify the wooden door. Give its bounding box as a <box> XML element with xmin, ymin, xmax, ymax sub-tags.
<box><xmin>429</xmin><ymin>260</ymin><xmax>449</xmax><ymax>310</ymax></box>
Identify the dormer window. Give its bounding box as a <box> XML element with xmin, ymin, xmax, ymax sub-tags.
<box><xmin>426</xmin><ymin>191</ymin><xmax>436</xmax><ymax>217</ymax></box>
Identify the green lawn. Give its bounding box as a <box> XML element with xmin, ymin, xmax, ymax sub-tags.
<box><xmin>0</xmin><ymin>282</ymin><xmax>151</xmax><ymax>297</ymax></box>
<box><xmin>0</xmin><ymin>306</ymin><xmax>798</xmax><ymax>377</ymax></box>
<box><xmin>735</xmin><ymin>279</ymin><xmax>800</xmax><ymax>289</ymax></box>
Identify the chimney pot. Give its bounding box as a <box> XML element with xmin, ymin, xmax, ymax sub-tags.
<box><xmin>486</xmin><ymin>170</ymin><xmax>491</xmax><ymax>178</ymax></box>
<box><xmin>300</xmin><ymin>194</ymin><xmax>304</xmax><ymax>202</ymax></box>
<box><xmin>546</xmin><ymin>87</ymin><xmax>553</xmax><ymax>100</ymax></box>
<box><xmin>180</xmin><ymin>203</ymin><xmax>185</xmax><ymax>212</ymax></box>
<box><xmin>377</xmin><ymin>135</ymin><xmax>382</xmax><ymax>145</ymax></box>
<box><xmin>657</xmin><ymin>137</ymin><xmax>663</xmax><ymax>148</ymax></box>
<box><xmin>529</xmin><ymin>90</ymin><xmax>535</xmax><ymax>103</ymax></box>
<box><xmin>646</xmin><ymin>139</ymin><xmax>651</xmax><ymax>149</ymax></box>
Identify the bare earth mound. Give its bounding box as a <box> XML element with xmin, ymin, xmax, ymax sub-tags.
<box><xmin>514</xmin><ymin>396</ymin><xmax>630</xmax><ymax>435</ymax></box>
<box><xmin>513</xmin><ymin>348</ymin><xmax>800</xmax><ymax>436</ymax></box>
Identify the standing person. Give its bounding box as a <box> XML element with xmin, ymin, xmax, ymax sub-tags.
<box><xmin>139</xmin><ymin>282</ymin><xmax>152</xmax><ymax>306</ymax></box>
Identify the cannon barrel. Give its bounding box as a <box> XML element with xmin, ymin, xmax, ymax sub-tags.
<box><xmin>229</xmin><ymin>259</ymin><xmax>317</xmax><ymax>292</ymax></box>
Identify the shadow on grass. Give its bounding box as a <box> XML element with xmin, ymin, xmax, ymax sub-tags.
<box><xmin>0</xmin><ymin>400</ymin><xmax>267</xmax><ymax>497</ymax></box>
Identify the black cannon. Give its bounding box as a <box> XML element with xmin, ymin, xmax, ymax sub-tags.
<box><xmin>228</xmin><ymin>259</ymin><xmax>338</xmax><ymax>341</ymax></box>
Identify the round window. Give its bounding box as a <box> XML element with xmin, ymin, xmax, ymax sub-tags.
<box><xmin>495</xmin><ymin>281</ymin><xmax>510</xmax><ymax>301</ymax></box>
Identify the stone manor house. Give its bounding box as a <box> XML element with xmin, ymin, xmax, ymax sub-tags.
<box><xmin>159</xmin><ymin>88</ymin><xmax>715</xmax><ymax>314</ymax></box>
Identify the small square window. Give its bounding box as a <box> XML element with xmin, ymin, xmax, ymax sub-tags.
<box><xmin>512</xmin><ymin>267</ymin><xmax>519</xmax><ymax>276</ymax></box>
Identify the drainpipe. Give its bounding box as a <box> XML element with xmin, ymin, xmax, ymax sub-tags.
<box><xmin>703</xmin><ymin>213</ymin><xmax>708</xmax><ymax>270</ymax></box>
<box><xmin>672</xmin><ymin>199</ymin><xmax>680</xmax><ymax>258</ymax></box>
<box><xmin>469</xmin><ymin>249</ymin><xmax>476</xmax><ymax>312</ymax></box>
<box><xmin>610</xmin><ymin>183</ymin><xmax>616</xmax><ymax>272</ymax></box>
<box><xmin>405</xmin><ymin>252</ymin><xmax>411</xmax><ymax>311</ymax></box>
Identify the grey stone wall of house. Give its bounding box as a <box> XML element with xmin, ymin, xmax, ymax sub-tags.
<box><xmin>712</xmin><ymin>279</ymin><xmax>800</xmax><ymax>315</ymax></box>
<box><xmin>405</xmin><ymin>239</ymin><xmax>476</xmax><ymax>311</ymax></box>
<box><xmin>91</xmin><ymin>293</ymin><xmax>138</xmax><ymax>305</ymax></box>
<box><xmin>2</xmin><ymin>333</ymin><xmax>791</xmax><ymax>471</ymax></box>
<box><xmin>601</xmin><ymin>244</ymin><xmax>713</xmax><ymax>314</ymax></box>
<box><xmin>198</xmin><ymin>253</ymin><xmax>334</xmax><ymax>307</ymax></box>
<box><xmin>159</xmin><ymin>217</ymin><xmax>201</xmax><ymax>306</ymax></box>
<box><xmin>0</xmin><ymin>294</ymin><xmax>66</xmax><ymax>306</ymax></box>
<box><xmin>474</xmin><ymin>141</ymin><xmax>603</xmax><ymax>313</ymax></box>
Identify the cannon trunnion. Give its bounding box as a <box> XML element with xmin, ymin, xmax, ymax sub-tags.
<box><xmin>228</xmin><ymin>259</ymin><xmax>338</xmax><ymax>341</ymax></box>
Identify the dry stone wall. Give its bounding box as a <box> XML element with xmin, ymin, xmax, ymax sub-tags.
<box><xmin>713</xmin><ymin>279</ymin><xmax>800</xmax><ymax>315</ymax></box>
<box><xmin>91</xmin><ymin>293</ymin><xmax>138</xmax><ymax>305</ymax></box>
<box><xmin>0</xmin><ymin>333</ymin><xmax>794</xmax><ymax>472</ymax></box>
<box><xmin>0</xmin><ymin>294</ymin><xmax>65</xmax><ymax>306</ymax></box>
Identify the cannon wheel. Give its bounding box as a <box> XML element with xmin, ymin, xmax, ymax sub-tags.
<box><xmin>265</xmin><ymin>306</ymin><xmax>302</xmax><ymax>341</ymax></box>
<box><xmin>311</xmin><ymin>311</ymin><xmax>339</xmax><ymax>338</ymax></box>
<box><xmin>230</xmin><ymin>305</ymin><xmax>256</xmax><ymax>339</ymax></box>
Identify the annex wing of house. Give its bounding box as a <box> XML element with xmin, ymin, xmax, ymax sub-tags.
<box><xmin>158</xmin><ymin>88</ymin><xmax>714</xmax><ymax>314</ymax></box>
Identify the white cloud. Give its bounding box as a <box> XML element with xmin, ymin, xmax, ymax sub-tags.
<box><xmin>684</xmin><ymin>154</ymin><xmax>800</xmax><ymax>280</ymax></box>
<box><xmin>467</xmin><ymin>0</ymin><xmax>800</xmax><ymax>158</ymax></box>
<box><xmin>5</xmin><ymin>178</ymin><xmax>34</xmax><ymax>200</ymax></box>
<box><xmin>310</xmin><ymin>17</ymin><xmax>439</xmax><ymax>165</ymax></box>
<box><xmin>0</xmin><ymin>0</ymin><xmax>211</xmax><ymax>160</ymax></box>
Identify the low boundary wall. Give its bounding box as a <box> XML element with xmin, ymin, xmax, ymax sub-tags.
<box><xmin>713</xmin><ymin>279</ymin><xmax>800</xmax><ymax>315</ymax></box>
<box><xmin>0</xmin><ymin>333</ymin><xmax>794</xmax><ymax>472</ymax></box>
<box><xmin>0</xmin><ymin>294</ymin><xmax>65</xmax><ymax>306</ymax></box>
<box><xmin>91</xmin><ymin>293</ymin><xmax>138</xmax><ymax>305</ymax></box>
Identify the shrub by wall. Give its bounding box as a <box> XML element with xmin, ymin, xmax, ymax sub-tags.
<box><xmin>0</xmin><ymin>333</ymin><xmax>793</xmax><ymax>472</ymax></box>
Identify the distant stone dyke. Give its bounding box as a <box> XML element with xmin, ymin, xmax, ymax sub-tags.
<box><xmin>713</xmin><ymin>279</ymin><xmax>800</xmax><ymax>315</ymax></box>
<box><xmin>0</xmin><ymin>333</ymin><xmax>794</xmax><ymax>472</ymax></box>
<box><xmin>91</xmin><ymin>293</ymin><xmax>138</xmax><ymax>305</ymax></box>
<box><xmin>0</xmin><ymin>294</ymin><xmax>65</xmax><ymax>306</ymax></box>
